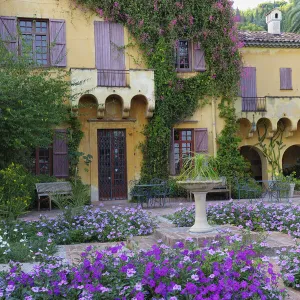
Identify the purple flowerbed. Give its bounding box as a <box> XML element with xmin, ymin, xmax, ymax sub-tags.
<box><xmin>168</xmin><ymin>201</ymin><xmax>300</xmax><ymax>238</ymax></box>
<box><xmin>277</xmin><ymin>244</ymin><xmax>300</xmax><ymax>291</ymax></box>
<box><xmin>0</xmin><ymin>236</ymin><xmax>285</xmax><ymax>299</ymax></box>
<box><xmin>0</xmin><ymin>206</ymin><xmax>156</xmax><ymax>263</ymax></box>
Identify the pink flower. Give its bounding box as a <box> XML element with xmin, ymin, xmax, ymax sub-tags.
<box><xmin>189</xmin><ymin>15</ymin><xmax>194</xmax><ymax>25</ymax></box>
<box><xmin>170</xmin><ymin>19</ymin><xmax>177</xmax><ymax>26</ymax></box>
<box><xmin>96</xmin><ymin>8</ymin><xmax>104</xmax><ymax>17</ymax></box>
<box><xmin>175</xmin><ymin>2</ymin><xmax>184</xmax><ymax>9</ymax></box>
<box><xmin>114</xmin><ymin>2</ymin><xmax>119</xmax><ymax>7</ymax></box>
<box><xmin>209</xmin><ymin>15</ymin><xmax>214</xmax><ymax>22</ymax></box>
<box><xmin>139</xmin><ymin>20</ymin><xmax>144</xmax><ymax>27</ymax></box>
<box><xmin>37</xmin><ymin>232</ymin><xmax>43</xmax><ymax>237</ymax></box>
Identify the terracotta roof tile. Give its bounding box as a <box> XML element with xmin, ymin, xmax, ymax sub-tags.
<box><xmin>238</xmin><ymin>31</ymin><xmax>300</xmax><ymax>48</ymax></box>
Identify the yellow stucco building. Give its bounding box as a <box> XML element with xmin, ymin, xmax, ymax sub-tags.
<box><xmin>1</xmin><ymin>2</ymin><xmax>300</xmax><ymax>200</ymax></box>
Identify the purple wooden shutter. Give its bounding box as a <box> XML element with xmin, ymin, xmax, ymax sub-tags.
<box><xmin>49</xmin><ymin>19</ymin><xmax>66</xmax><ymax>67</ymax></box>
<box><xmin>195</xmin><ymin>129</ymin><xmax>208</xmax><ymax>153</ymax></box>
<box><xmin>0</xmin><ymin>16</ymin><xmax>17</xmax><ymax>53</ymax></box>
<box><xmin>95</xmin><ymin>21</ymin><xmax>111</xmax><ymax>86</ymax></box>
<box><xmin>169</xmin><ymin>128</ymin><xmax>176</xmax><ymax>175</ymax></box>
<box><xmin>280</xmin><ymin>68</ymin><xmax>292</xmax><ymax>90</ymax></box>
<box><xmin>193</xmin><ymin>42</ymin><xmax>206</xmax><ymax>71</ymax></box>
<box><xmin>240</xmin><ymin>67</ymin><xmax>257</xmax><ymax>111</ymax></box>
<box><xmin>109</xmin><ymin>22</ymin><xmax>125</xmax><ymax>86</ymax></box>
<box><xmin>53</xmin><ymin>129</ymin><xmax>69</xmax><ymax>178</ymax></box>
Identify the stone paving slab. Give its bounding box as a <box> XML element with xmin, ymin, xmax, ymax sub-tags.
<box><xmin>154</xmin><ymin>225</ymin><xmax>260</xmax><ymax>247</ymax></box>
<box><xmin>270</xmin><ymin>258</ymin><xmax>300</xmax><ymax>300</ymax></box>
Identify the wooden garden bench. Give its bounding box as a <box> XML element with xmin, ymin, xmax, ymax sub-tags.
<box><xmin>35</xmin><ymin>182</ymin><xmax>72</xmax><ymax>211</ymax></box>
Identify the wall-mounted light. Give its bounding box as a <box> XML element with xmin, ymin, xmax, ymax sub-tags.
<box><xmin>251</xmin><ymin>114</ymin><xmax>257</xmax><ymax>132</ymax></box>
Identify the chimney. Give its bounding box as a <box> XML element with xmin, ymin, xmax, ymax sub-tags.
<box><xmin>266</xmin><ymin>8</ymin><xmax>282</xmax><ymax>34</ymax></box>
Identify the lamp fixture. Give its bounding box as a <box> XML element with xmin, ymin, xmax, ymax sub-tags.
<box><xmin>251</xmin><ymin>114</ymin><xmax>257</xmax><ymax>132</ymax></box>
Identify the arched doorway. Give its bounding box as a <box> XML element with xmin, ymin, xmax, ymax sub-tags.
<box><xmin>240</xmin><ymin>146</ymin><xmax>262</xmax><ymax>181</ymax></box>
<box><xmin>282</xmin><ymin>145</ymin><xmax>300</xmax><ymax>177</ymax></box>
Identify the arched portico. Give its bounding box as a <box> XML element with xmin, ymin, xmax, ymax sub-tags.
<box><xmin>240</xmin><ymin>145</ymin><xmax>268</xmax><ymax>181</ymax></box>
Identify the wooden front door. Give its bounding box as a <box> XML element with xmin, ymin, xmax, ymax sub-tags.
<box><xmin>98</xmin><ymin>129</ymin><xmax>127</xmax><ymax>200</ymax></box>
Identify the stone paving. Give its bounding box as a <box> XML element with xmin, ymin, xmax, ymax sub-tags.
<box><xmin>20</xmin><ymin>197</ymin><xmax>300</xmax><ymax>221</ymax></box>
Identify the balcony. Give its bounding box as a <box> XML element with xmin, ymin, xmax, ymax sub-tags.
<box><xmin>242</xmin><ymin>97</ymin><xmax>266</xmax><ymax>112</ymax></box>
<box><xmin>235</xmin><ymin>96</ymin><xmax>300</xmax><ymax>134</ymax></box>
<box><xmin>97</xmin><ymin>70</ymin><xmax>129</xmax><ymax>87</ymax></box>
<box><xmin>70</xmin><ymin>68</ymin><xmax>155</xmax><ymax>118</ymax></box>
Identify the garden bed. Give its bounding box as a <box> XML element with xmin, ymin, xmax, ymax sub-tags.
<box><xmin>167</xmin><ymin>201</ymin><xmax>300</xmax><ymax>238</ymax></box>
<box><xmin>0</xmin><ymin>235</ymin><xmax>286</xmax><ymax>299</ymax></box>
<box><xmin>0</xmin><ymin>206</ymin><xmax>156</xmax><ymax>263</ymax></box>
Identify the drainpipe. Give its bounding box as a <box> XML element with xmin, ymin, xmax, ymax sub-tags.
<box><xmin>212</xmin><ymin>98</ymin><xmax>217</xmax><ymax>157</ymax></box>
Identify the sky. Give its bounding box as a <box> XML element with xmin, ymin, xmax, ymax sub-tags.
<box><xmin>233</xmin><ymin>0</ymin><xmax>275</xmax><ymax>10</ymax></box>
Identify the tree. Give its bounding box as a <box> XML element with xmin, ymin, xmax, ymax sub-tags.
<box><xmin>239</xmin><ymin>1</ymin><xmax>289</xmax><ymax>32</ymax></box>
<box><xmin>0</xmin><ymin>42</ymin><xmax>71</xmax><ymax>168</ymax></box>
<box><xmin>238</xmin><ymin>23</ymin><xmax>264</xmax><ymax>31</ymax></box>
<box><xmin>286</xmin><ymin>0</ymin><xmax>300</xmax><ymax>32</ymax></box>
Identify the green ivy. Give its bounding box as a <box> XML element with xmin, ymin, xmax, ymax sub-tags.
<box><xmin>74</xmin><ymin>0</ymin><xmax>247</xmax><ymax>182</ymax></box>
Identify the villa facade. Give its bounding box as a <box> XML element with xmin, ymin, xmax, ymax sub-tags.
<box><xmin>1</xmin><ymin>1</ymin><xmax>300</xmax><ymax>200</ymax></box>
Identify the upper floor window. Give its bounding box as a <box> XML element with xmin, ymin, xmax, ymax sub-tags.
<box><xmin>0</xmin><ymin>16</ymin><xmax>66</xmax><ymax>67</ymax></box>
<box><xmin>174</xmin><ymin>40</ymin><xmax>206</xmax><ymax>72</ymax></box>
<box><xmin>280</xmin><ymin>68</ymin><xmax>292</xmax><ymax>90</ymax></box>
<box><xmin>175</xmin><ymin>40</ymin><xmax>191</xmax><ymax>71</ymax></box>
<box><xmin>19</xmin><ymin>19</ymin><xmax>49</xmax><ymax>66</ymax></box>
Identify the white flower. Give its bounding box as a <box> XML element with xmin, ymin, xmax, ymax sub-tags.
<box><xmin>173</xmin><ymin>284</ymin><xmax>182</xmax><ymax>291</ymax></box>
<box><xmin>191</xmin><ymin>274</ymin><xmax>199</xmax><ymax>281</ymax></box>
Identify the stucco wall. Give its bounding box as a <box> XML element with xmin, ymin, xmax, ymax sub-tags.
<box><xmin>1</xmin><ymin>0</ymin><xmax>146</xmax><ymax>70</ymax></box>
<box><xmin>240</xmin><ymin>47</ymin><xmax>300</xmax><ymax>97</ymax></box>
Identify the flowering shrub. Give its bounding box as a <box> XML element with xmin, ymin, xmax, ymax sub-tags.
<box><xmin>277</xmin><ymin>245</ymin><xmax>300</xmax><ymax>290</ymax></box>
<box><xmin>72</xmin><ymin>0</ymin><xmax>244</xmax><ymax>182</ymax></box>
<box><xmin>1</xmin><ymin>206</ymin><xmax>156</xmax><ymax>248</ymax></box>
<box><xmin>0</xmin><ymin>163</ymin><xmax>32</xmax><ymax>219</ymax></box>
<box><xmin>0</xmin><ymin>236</ymin><xmax>285</xmax><ymax>299</ymax></box>
<box><xmin>168</xmin><ymin>201</ymin><xmax>300</xmax><ymax>238</ymax></box>
<box><xmin>0</xmin><ymin>226</ymin><xmax>56</xmax><ymax>263</ymax></box>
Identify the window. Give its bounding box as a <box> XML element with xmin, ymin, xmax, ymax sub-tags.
<box><xmin>280</xmin><ymin>68</ymin><xmax>292</xmax><ymax>90</ymax></box>
<box><xmin>19</xmin><ymin>19</ymin><xmax>49</xmax><ymax>65</ymax></box>
<box><xmin>31</xmin><ymin>147</ymin><xmax>53</xmax><ymax>175</ymax></box>
<box><xmin>174</xmin><ymin>129</ymin><xmax>194</xmax><ymax>174</ymax></box>
<box><xmin>175</xmin><ymin>40</ymin><xmax>191</xmax><ymax>71</ymax></box>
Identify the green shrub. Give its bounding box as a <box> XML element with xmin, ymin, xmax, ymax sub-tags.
<box><xmin>0</xmin><ymin>163</ymin><xmax>32</xmax><ymax>219</ymax></box>
<box><xmin>51</xmin><ymin>180</ymin><xmax>91</xmax><ymax>220</ymax></box>
<box><xmin>167</xmin><ymin>178</ymin><xmax>187</xmax><ymax>198</ymax></box>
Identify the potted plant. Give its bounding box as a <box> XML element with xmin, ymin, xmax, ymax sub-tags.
<box><xmin>176</xmin><ymin>154</ymin><xmax>222</xmax><ymax>233</ymax></box>
<box><xmin>274</xmin><ymin>171</ymin><xmax>297</xmax><ymax>199</ymax></box>
<box><xmin>286</xmin><ymin>172</ymin><xmax>297</xmax><ymax>199</ymax></box>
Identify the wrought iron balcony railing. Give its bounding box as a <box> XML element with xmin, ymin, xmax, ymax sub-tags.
<box><xmin>97</xmin><ymin>69</ymin><xmax>129</xmax><ymax>87</ymax></box>
<box><xmin>242</xmin><ymin>97</ymin><xmax>266</xmax><ymax>112</ymax></box>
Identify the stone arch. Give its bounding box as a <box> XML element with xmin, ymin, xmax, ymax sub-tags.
<box><xmin>278</xmin><ymin>117</ymin><xmax>297</xmax><ymax>137</ymax></box>
<box><xmin>237</xmin><ymin>118</ymin><xmax>252</xmax><ymax>138</ymax></box>
<box><xmin>282</xmin><ymin>145</ymin><xmax>300</xmax><ymax>176</ymax></box>
<box><xmin>240</xmin><ymin>145</ymin><xmax>268</xmax><ymax>181</ymax></box>
<box><xmin>104</xmin><ymin>94</ymin><xmax>124</xmax><ymax>119</ymax></box>
<box><xmin>78</xmin><ymin>94</ymin><xmax>98</xmax><ymax>120</ymax></box>
<box><xmin>130</xmin><ymin>94</ymin><xmax>154</xmax><ymax>118</ymax></box>
<box><xmin>256</xmin><ymin>117</ymin><xmax>276</xmax><ymax>138</ymax></box>
<box><xmin>130</xmin><ymin>95</ymin><xmax>148</xmax><ymax>119</ymax></box>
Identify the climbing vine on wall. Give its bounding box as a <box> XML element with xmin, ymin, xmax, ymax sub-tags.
<box><xmin>74</xmin><ymin>0</ymin><xmax>246</xmax><ymax>181</ymax></box>
<box><xmin>67</xmin><ymin>112</ymin><xmax>92</xmax><ymax>178</ymax></box>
